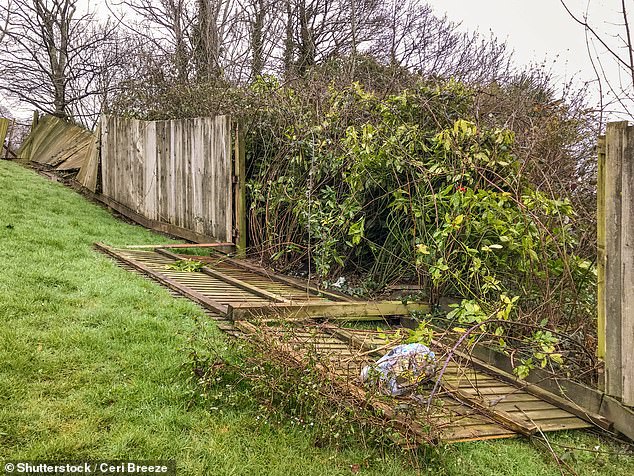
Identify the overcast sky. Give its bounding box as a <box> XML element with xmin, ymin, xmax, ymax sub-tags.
<box><xmin>426</xmin><ymin>0</ymin><xmax>631</xmax><ymax>118</ymax></box>
<box><xmin>3</xmin><ymin>0</ymin><xmax>632</xmax><ymax>121</ymax></box>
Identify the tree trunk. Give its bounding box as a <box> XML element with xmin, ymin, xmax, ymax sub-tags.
<box><xmin>297</xmin><ymin>0</ymin><xmax>315</xmax><ymax>74</ymax></box>
<box><xmin>250</xmin><ymin>0</ymin><xmax>265</xmax><ymax>78</ymax></box>
<box><xmin>283</xmin><ymin>0</ymin><xmax>294</xmax><ymax>77</ymax></box>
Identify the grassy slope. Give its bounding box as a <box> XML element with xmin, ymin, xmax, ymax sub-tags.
<box><xmin>0</xmin><ymin>160</ymin><xmax>631</xmax><ymax>475</ymax></box>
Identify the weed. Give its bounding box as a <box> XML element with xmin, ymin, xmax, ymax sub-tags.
<box><xmin>164</xmin><ymin>259</ymin><xmax>205</xmax><ymax>272</ymax></box>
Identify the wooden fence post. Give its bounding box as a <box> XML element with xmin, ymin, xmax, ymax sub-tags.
<box><xmin>597</xmin><ymin>135</ymin><xmax>606</xmax><ymax>365</ymax></box>
<box><xmin>234</xmin><ymin>123</ymin><xmax>247</xmax><ymax>257</ymax></box>
<box><xmin>0</xmin><ymin>118</ymin><xmax>9</xmax><ymax>157</ymax></box>
<box><xmin>600</xmin><ymin>121</ymin><xmax>634</xmax><ymax>406</ymax></box>
<box><xmin>621</xmin><ymin>123</ymin><xmax>634</xmax><ymax>407</ymax></box>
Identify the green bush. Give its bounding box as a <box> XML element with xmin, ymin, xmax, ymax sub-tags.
<box><xmin>249</xmin><ymin>81</ymin><xmax>591</xmax><ymax>303</ymax></box>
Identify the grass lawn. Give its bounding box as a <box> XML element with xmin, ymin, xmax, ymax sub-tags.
<box><xmin>0</xmin><ymin>160</ymin><xmax>632</xmax><ymax>475</ymax></box>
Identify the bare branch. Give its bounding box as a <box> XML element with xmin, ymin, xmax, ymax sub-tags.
<box><xmin>559</xmin><ymin>0</ymin><xmax>632</xmax><ymax>71</ymax></box>
<box><xmin>0</xmin><ymin>0</ymin><xmax>128</xmax><ymax>126</ymax></box>
<box><xmin>621</xmin><ymin>0</ymin><xmax>634</xmax><ymax>88</ymax></box>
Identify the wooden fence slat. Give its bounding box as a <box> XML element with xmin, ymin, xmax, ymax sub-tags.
<box><xmin>77</xmin><ymin>122</ymin><xmax>101</xmax><ymax>192</ymax></box>
<box><xmin>0</xmin><ymin>118</ymin><xmax>11</xmax><ymax>153</ymax></box>
<box><xmin>223</xmin><ymin>116</ymin><xmax>233</xmax><ymax>241</ymax></box>
<box><xmin>604</xmin><ymin>122</ymin><xmax>627</xmax><ymax>399</ymax></box>
<box><xmin>191</xmin><ymin>119</ymin><xmax>201</xmax><ymax>234</ymax></box>
<box><xmin>621</xmin><ymin>125</ymin><xmax>634</xmax><ymax>407</ymax></box>
<box><xmin>601</xmin><ymin>121</ymin><xmax>634</xmax><ymax>407</ymax></box>
<box><xmin>597</xmin><ymin>136</ymin><xmax>606</xmax><ymax>361</ymax></box>
<box><xmin>234</xmin><ymin>123</ymin><xmax>247</xmax><ymax>256</ymax></box>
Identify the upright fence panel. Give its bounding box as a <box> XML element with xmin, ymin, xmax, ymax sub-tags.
<box><xmin>101</xmin><ymin>115</ymin><xmax>234</xmax><ymax>243</ymax></box>
<box><xmin>598</xmin><ymin>121</ymin><xmax>634</xmax><ymax>406</ymax></box>
<box><xmin>0</xmin><ymin>118</ymin><xmax>10</xmax><ymax>152</ymax></box>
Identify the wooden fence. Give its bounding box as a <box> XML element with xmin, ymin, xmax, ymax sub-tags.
<box><xmin>16</xmin><ymin>113</ymin><xmax>243</xmax><ymax>248</ymax></box>
<box><xmin>597</xmin><ymin>121</ymin><xmax>634</xmax><ymax>407</ymax></box>
<box><xmin>100</xmin><ymin>115</ymin><xmax>235</xmax><ymax>244</ymax></box>
<box><xmin>17</xmin><ymin>114</ymin><xmax>97</xmax><ymax>170</ymax></box>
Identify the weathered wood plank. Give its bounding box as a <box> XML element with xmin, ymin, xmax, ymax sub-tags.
<box><xmin>229</xmin><ymin>301</ymin><xmax>430</xmax><ymax>321</ymax></box>
<box><xmin>604</xmin><ymin>122</ymin><xmax>626</xmax><ymax>400</ymax></box>
<box><xmin>0</xmin><ymin>118</ymin><xmax>9</xmax><ymax>151</ymax></box>
<box><xmin>101</xmin><ymin>116</ymin><xmax>112</xmax><ymax>197</ymax></box>
<box><xmin>143</xmin><ymin>121</ymin><xmax>158</xmax><ymax>220</ymax></box>
<box><xmin>234</xmin><ymin>123</ymin><xmax>247</xmax><ymax>256</ymax></box>
<box><xmin>191</xmin><ymin>119</ymin><xmax>203</xmax><ymax>235</ymax></box>
<box><xmin>621</xmin><ymin>124</ymin><xmax>634</xmax><ymax>406</ymax></box>
<box><xmin>121</xmin><ymin>242</ymin><xmax>234</xmax><ymax>249</ymax></box>
<box><xmin>597</xmin><ymin>135</ymin><xmax>606</xmax><ymax>361</ymax></box>
<box><xmin>76</xmin><ymin>122</ymin><xmax>101</xmax><ymax>192</ymax></box>
<box><xmin>206</xmin><ymin>252</ymin><xmax>357</xmax><ymax>302</ymax></box>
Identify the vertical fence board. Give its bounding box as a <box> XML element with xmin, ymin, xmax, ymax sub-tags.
<box><xmin>604</xmin><ymin>122</ymin><xmax>625</xmax><ymax>399</ymax></box>
<box><xmin>621</xmin><ymin>126</ymin><xmax>634</xmax><ymax>406</ymax></box>
<box><xmin>191</xmin><ymin>119</ymin><xmax>202</xmax><ymax>234</ymax></box>
<box><xmin>216</xmin><ymin>116</ymin><xmax>228</xmax><ymax>240</ymax></box>
<box><xmin>0</xmin><ymin>118</ymin><xmax>10</xmax><ymax>151</ymax></box>
<box><xmin>157</xmin><ymin>120</ymin><xmax>168</xmax><ymax>224</ymax></box>
<box><xmin>224</xmin><ymin>116</ymin><xmax>233</xmax><ymax>240</ymax></box>
<box><xmin>77</xmin><ymin>123</ymin><xmax>101</xmax><ymax>192</ymax></box>
<box><xmin>597</xmin><ymin>136</ymin><xmax>606</xmax><ymax>363</ymax></box>
<box><xmin>208</xmin><ymin>118</ymin><xmax>217</xmax><ymax>237</ymax></box>
<box><xmin>101</xmin><ymin>116</ymin><xmax>112</xmax><ymax>198</ymax></box>
<box><xmin>143</xmin><ymin>121</ymin><xmax>157</xmax><ymax>220</ymax></box>
<box><xmin>601</xmin><ymin>121</ymin><xmax>634</xmax><ymax>406</ymax></box>
<box><xmin>234</xmin><ymin>123</ymin><xmax>247</xmax><ymax>256</ymax></box>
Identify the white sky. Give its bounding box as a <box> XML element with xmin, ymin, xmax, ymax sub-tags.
<box><xmin>426</xmin><ymin>0</ymin><xmax>632</xmax><ymax>118</ymax></box>
<box><xmin>3</xmin><ymin>0</ymin><xmax>632</xmax><ymax>120</ymax></box>
<box><xmin>427</xmin><ymin>0</ymin><xmax>591</xmax><ymax>65</ymax></box>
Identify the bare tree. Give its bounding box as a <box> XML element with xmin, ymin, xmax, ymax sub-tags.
<box><xmin>0</xmin><ymin>0</ymin><xmax>10</xmax><ymax>44</ymax></box>
<box><xmin>282</xmin><ymin>0</ymin><xmax>383</xmax><ymax>76</ymax></box>
<box><xmin>193</xmin><ymin>0</ymin><xmax>224</xmax><ymax>79</ymax></box>
<box><xmin>108</xmin><ymin>0</ymin><xmax>194</xmax><ymax>83</ymax></box>
<box><xmin>110</xmin><ymin>0</ymin><xmax>245</xmax><ymax>82</ymax></box>
<box><xmin>0</xmin><ymin>0</ymin><xmax>120</xmax><ymax>125</ymax></box>
<box><xmin>233</xmin><ymin>0</ymin><xmax>282</xmax><ymax>79</ymax></box>
<box><xmin>249</xmin><ymin>0</ymin><xmax>267</xmax><ymax>77</ymax></box>
<box><xmin>560</xmin><ymin>0</ymin><xmax>634</xmax><ymax>119</ymax></box>
<box><xmin>375</xmin><ymin>1</ymin><xmax>511</xmax><ymax>84</ymax></box>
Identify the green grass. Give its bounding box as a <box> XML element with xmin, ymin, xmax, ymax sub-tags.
<box><xmin>0</xmin><ymin>160</ymin><xmax>632</xmax><ymax>475</ymax></box>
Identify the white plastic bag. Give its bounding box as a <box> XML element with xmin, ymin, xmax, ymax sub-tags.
<box><xmin>360</xmin><ymin>343</ymin><xmax>437</xmax><ymax>396</ymax></box>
